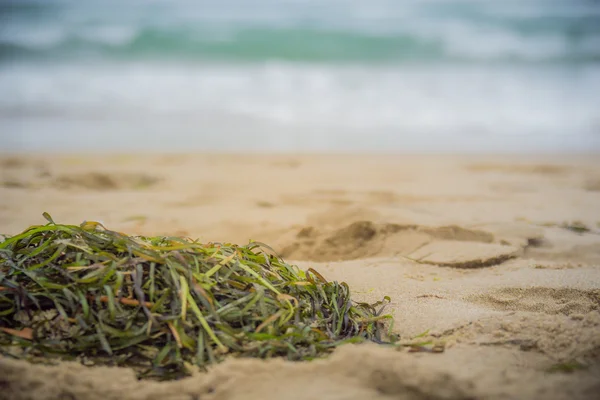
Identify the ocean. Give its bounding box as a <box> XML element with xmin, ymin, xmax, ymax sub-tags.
<box><xmin>1</xmin><ymin>0</ymin><xmax>599</xmax><ymax>153</ymax></box>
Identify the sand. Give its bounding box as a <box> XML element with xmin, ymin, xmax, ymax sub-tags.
<box><xmin>1</xmin><ymin>153</ymin><xmax>599</xmax><ymax>400</ymax></box>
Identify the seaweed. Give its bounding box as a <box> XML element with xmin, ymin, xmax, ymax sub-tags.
<box><xmin>0</xmin><ymin>213</ymin><xmax>392</xmax><ymax>380</ymax></box>
<box><xmin>546</xmin><ymin>361</ymin><xmax>588</xmax><ymax>374</ymax></box>
<box><xmin>560</xmin><ymin>221</ymin><xmax>591</xmax><ymax>234</ymax></box>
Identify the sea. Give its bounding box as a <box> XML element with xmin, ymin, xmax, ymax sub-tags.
<box><xmin>1</xmin><ymin>0</ymin><xmax>599</xmax><ymax>153</ymax></box>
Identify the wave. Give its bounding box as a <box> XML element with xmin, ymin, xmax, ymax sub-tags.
<box><xmin>1</xmin><ymin>0</ymin><xmax>600</xmax><ymax>64</ymax></box>
<box><xmin>1</xmin><ymin>62</ymin><xmax>599</xmax><ymax>133</ymax></box>
<box><xmin>1</xmin><ymin>25</ymin><xmax>599</xmax><ymax>64</ymax></box>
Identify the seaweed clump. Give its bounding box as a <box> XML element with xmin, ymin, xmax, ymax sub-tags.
<box><xmin>0</xmin><ymin>213</ymin><xmax>391</xmax><ymax>380</ymax></box>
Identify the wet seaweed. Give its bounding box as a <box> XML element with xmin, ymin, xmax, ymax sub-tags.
<box><xmin>0</xmin><ymin>213</ymin><xmax>392</xmax><ymax>380</ymax></box>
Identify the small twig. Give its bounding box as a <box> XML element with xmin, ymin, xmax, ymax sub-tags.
<box><xmin>0</xmin><ymin>327</ymin><xmax>34</xmax><ymax>340</ymax></box>
<box><xmin>90</xmin><ymin>295</ymin><xmax>154</xmax><ymax>308</ymax></box>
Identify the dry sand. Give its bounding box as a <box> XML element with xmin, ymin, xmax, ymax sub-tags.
<box><xmin>1</xmin><ymin>153</ymin><xmax>599</xmax><ymax>400</ymax></box>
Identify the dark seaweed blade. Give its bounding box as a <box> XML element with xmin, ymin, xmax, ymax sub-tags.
<box><xmin>0</xmin><ymin>214</ymin><xmax>393</xmax><ymax>380</ymax></box>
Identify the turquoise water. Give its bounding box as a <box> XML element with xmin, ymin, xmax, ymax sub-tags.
<box><xmin>1</xmin><ymin>0</ymin><xmax>599</xmax><ymax>152</ymax></box>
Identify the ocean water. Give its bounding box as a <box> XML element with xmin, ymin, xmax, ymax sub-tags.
<box><xmin>1</xmin><ymin>0</ymin><xmax>599</xmax><ymax>152</ymax></box>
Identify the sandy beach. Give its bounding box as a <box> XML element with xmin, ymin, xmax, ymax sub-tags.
<box><xmin>1</xmin><ymin>153</ymin><xmax>599</xmax><ymax>400</ymax></box>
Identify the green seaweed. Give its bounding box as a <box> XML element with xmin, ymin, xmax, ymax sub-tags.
<box><xmin>0</xmin><ymin>213</ymin><xmax>392</xmax><ymax>380</ymax></box>
<box><xmin>546</xmin><ymin>361</ymin><xmax>587</xmax><ymax>374</ymax></box>
<box><xmin>560</xmin><ymin>221</ymin><xmax>591</xmax><ymax>234</ymax></box>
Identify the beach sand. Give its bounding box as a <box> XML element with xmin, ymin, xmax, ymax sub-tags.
<box><xmin>1</xmin><ymin>153</ymin><xmax>599</xmax><ymax>400</ymax></box>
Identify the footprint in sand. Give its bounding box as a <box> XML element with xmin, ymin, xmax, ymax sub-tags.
<box><xmin>466</xmin><ymin>287</ymin><xmax>600</xmax><ymax>316</ymax></box>
<box><xmin>0</xmin><ymin>157</ymin><xmax>28</xmax><ymax>169</ymax></box>
<box><xmin>1</xmin><ymin>179</ymin><xmax>29</xmax><ymax>189</ymax></box>
<box><xmin>1</xmin><ymin>157</ymin><xmax>51</xmax><ymax>189</ymax></box>
<box><xmin>465</xmin><ymin>163</ymin><xmax>571</xmax><ymax>176</ymax></box>
<box><xmin>53</xmin><ymin>172</ymin><xmax>160</xmax><ymax>191</ymax></box>
<box><xmin>583</xmin><ymin>175</ymin><xmax>600</xmax><ymax>192</ymax></box>
<box><xmin>279</xmin><ymin>220</ymin><xmax>522</xmax><ymax>267</ymax></box>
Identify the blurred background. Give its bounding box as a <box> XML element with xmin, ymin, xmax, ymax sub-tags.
<box><xmin>1</xmin><ymin>0</ymin><xmax>599</xmax><ymax>153</ymax></box>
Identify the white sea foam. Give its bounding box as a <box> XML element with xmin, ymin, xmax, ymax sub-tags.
<box><xmin>0</xmin><ymin>61</ymin><xmax>598</xmax><ymax>152</ymax></box>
